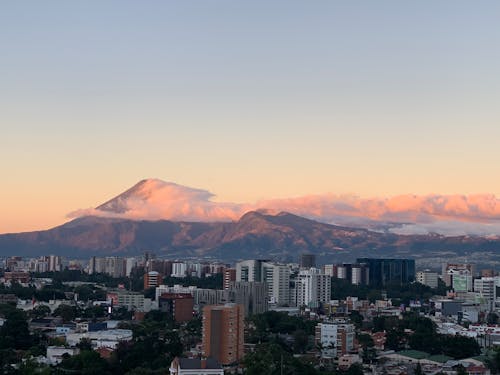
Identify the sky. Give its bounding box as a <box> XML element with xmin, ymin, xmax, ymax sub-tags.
<box><xmin>1</xmin><ymin>1</ymin><xmax>500</xmax><ymax>234</ymax></box>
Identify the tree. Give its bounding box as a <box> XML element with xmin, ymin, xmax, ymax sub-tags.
<box><xmin>415</xmin><ymin>363</ymin><xmax>423</xmax><ymax>375</ymax></box>
<box><xmin>357</xmin><ymin>333</ymin><xmax>374</xmax><ymax>349</ymax></box>
<box><xmin>440</xmin><ymin>335</ymin><xmax>481</xmax><ymax>359</ymax></box>
<box><xmin>487</xmin><ymin>312</ymin><xmax>499</xmax><ymax>325</ymax></box>
<box><xmin>0</xmin><ymin>306</ymin><xmax>33</xmax><ymax>350</ymax></box>
<box><xmin>53</xmin><ymin>304</ymin><xmax>77</xmax><ymax>323</ymax></box>
<box><xmin>31</xmin><ymin>305</ymin><xmax>51</xmax><ymax>319</ymax></box>
<box><xmin>349</xmin><ymin>311</ymin><xmax>363</xmax><ymax>329</ymax></box>
<box><xmin>58</xmin><ymin>349</ymin><xmax>111</xmax><ymax>374</ymax></box>
<box><xmin>243</xmin><ymin>342</ymin><xmax>317</xmax><ymax>375</ymax></box>
<box><xmin>345</xmin><ymin>363</ymin><xmax>364</xmax><ymax>375</ymax></box>
<box><xmin>77</xmin><ymin>338</ymin><xmax>93</xmax><ymax>351</ymax></box>
<box><xmin>293</xmin><ymin>329</ymin><xmax>309</xmax><ymax>354</ymax></box>
<box><xmin>81</xmin><ymin>305</ymin><xmax>106</xmax><ymax>321</ymax></box>
<box><xmin>385</xmin><ymin>328</ymin><xmax>406</xmax><ymax>351</ymax></box>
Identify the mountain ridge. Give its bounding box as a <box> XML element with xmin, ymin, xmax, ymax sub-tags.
<box><xmin>1</xmin><ymin>211</ymin><xmax>499</xmax><ymax>266</ymax></box>
<box><xmin>65</xmin><ymin>178</ymin><xmax>500</xmax><ymax>236</ymax></box>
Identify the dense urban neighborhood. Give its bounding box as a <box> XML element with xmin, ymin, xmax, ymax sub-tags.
<box><xmin>1</xmin><ymin>253</ymin><xmax>500</xmax><ymax>374</ymax></box>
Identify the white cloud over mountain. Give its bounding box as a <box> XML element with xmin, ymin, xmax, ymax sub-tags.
<box><xmin>67</xmin><ymin>179</ymin><xmax>500</xmax><ymax>236</ymax></box>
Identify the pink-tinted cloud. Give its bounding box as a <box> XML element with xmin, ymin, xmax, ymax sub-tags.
<box><xmin>67</xmin><ymin>179</ymin><xmax>500</xmax><ymax>235</ymax></box>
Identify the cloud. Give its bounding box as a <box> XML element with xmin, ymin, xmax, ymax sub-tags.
<box><xmin>67</xmin><ymin>179</ymin><xmax>500</xmax><ymax>235</ymax></box>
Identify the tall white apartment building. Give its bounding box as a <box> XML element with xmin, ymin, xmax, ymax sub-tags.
<box><xmin>48</xmin><ymin>255</ymin><xmax>62</xmax><ymax>272</ymax></box>
<box><xmin>235</xmin><ymin>260</ymin><xmax>266</xmax><ymax>282</ymax></box>
<box><xmin>125</xmin><ymin>258</ymin><xmax>138</xmax><ymax>277</ymax></box>
<box><xmin>296</xmin><ymin>268</ymin><xmax>331</xmax><ymax>308</ymax></box>
<box><xmin>172</xmin><ymin>262</ymin><xmax>187</xmax><ymax>278</ymax></box>
<box><xmin>262</xmin><ymin>262</ymin><xmax>291</xmax><ymax>306</ymax></box>
<box><xmin>105</xmin><ymin>257</ymin><xmax>126</xmax><ymax>278</ymax></box>
<box><xmin>235</xmin><ymin>260</ymin><xmax>291</xmax><ymax>305</ymax></box>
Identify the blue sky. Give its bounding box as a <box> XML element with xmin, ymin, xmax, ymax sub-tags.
<box><xmin>1</xmin><ymin>1</ymin><xmax>499</xmax><ymax>232</ymax></box>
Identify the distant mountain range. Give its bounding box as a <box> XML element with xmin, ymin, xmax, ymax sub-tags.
<box><xmin>1</xmin><ymin>179</ymin><xmax>500</xmax><ymax>267</ymax></box>
<box><xmin>1</xmin><ymin>211</ymin><xmax>499</xmax><ymax>267</ymax></box>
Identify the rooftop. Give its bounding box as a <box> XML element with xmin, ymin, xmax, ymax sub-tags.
<box><xmin>178</xmin><ymin>358</ymin><xmax>222</xmax><ymax>370</ymax></box>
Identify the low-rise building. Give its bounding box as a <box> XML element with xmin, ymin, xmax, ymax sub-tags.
<box><xmin>169</xmin><ymin>357</ymin><xmax>223</xmax><ymax>375</ymax></box>
<box><xmin>46</xmin><ymin>346</ymin><xmax>79</xmax><ymax>365</ymax></box>
<box><xmin>65</xmin><ymin>329</ymin><xmax>133</xmax><ymax>349</ymax></box>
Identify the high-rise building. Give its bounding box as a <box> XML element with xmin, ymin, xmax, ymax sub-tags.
<box><xmin>323</xmin><ymin>264</ymin><xmax>338</xmax><ymax>277</ymax></box>
<box><xmin>296</xmin><ymin>268</ymin><xmax>331</xmax><ymax>308</ymax></box>
<box><xmin>202</xmin><ymin>304</ymin><xmax>244</xmax><ymax>366</ymax></box>
<box><xmin>89</xmin><ymin>256</ymin><xmax>126</xmax><ymax>277</ymax></box>
<box><xmin>105</xmin><ymin>257</ymin><xmax>126</xmax><ymax>278</ymax></box>
<box><xmin>48</xmin><ymin>255</ymin><xmax>62</xmax><ymax>272</ymax></box>
<box><xmin>235</xmin><ymin>260</ymin><xmax>267</xmax><ymax>282</ymax></box>
<box><xmin>356</xmin><ymin>258</ymin><xmax>415</xmax><ymax>286</ymax></box>
<box><xmin>229</xmin><ymin>281</ymin><xmax>268</xmax><ymax>316</ymax></box>
<box><xmin>144</xmin><ymin>271</ymin><xmax>161</xmax><ymax>290</ymax></box>
<box><xmin>350</xmin><ymin>264</ymin><xmax>369</xmax><ymax>285</ymax></box>
<box><xmin>172</xmin><ymin>262</ymin><xmax>187</xmax><ymax>278</ymax></box>
<box><xmin>89</xmin><ymin>256</ymin><xmax>106</xmax><ymax>274</ymax></box>
<box><xmin>125</xmin><ymin>257</ymin><xmax>138</xmax><ymax>277</ymax></box>
<box><xmin>236</xmin><ymin>260</ymin><xmax>289</xmax><ymax>305</ymax></box>
<box><xmin>300</xmin><ymin>253</ymin><xmax>316</xmax><ymax>268</ymax></box>
<box><xmin>416</xmin><ymin>270</ymin><xmax>439</xmax><ymax>289</ymax></box>
<box><xmin>223</xmin><ymin>268</ymin><xmax>236</xmax><ymax>290</ymax></box>
<box><xmin>262</xmin><ymin>262</ymin><xmax>291</xmax><ymax>305</ymax></box>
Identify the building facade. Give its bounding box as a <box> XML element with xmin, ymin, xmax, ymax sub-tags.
<box><xmin>202</xmin><ymin>304</ymin><xmax>244</xmax><ymax>366</ymax></box>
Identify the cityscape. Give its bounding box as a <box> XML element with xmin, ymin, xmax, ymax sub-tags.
<box><xmin>1</xmin><ymin>253</ymin><xmax>500</xmax><ymax>374</ymax></box>
<box><xmin>2</xmin><ymin>1</ymin><xmax>500</xmax><ymax>374</ymax></box>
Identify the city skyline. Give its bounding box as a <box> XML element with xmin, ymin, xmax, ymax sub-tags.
<box><xmin>2</xmin><ymin>1</ymin><xmax>500</xmax><ymax>233</ymax></box>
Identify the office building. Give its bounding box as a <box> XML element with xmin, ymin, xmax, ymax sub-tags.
<box><xmin>229</xmin><ymin>281</ymin><xmax>268</xmax><ymax>316</ymax></box>
<box><xmin>357</xmin><ymin>258</ymin><xmax>415</xmax><ymax>286</ymax></box>
<box><xmin>202</xmin><ymin>304</ymin><xmax>244</xmax><ymax>366</ymax></box>
<box><xmin>300</xmin><ymin>253</ymin><xmax>316</xmax><ymax>268</ymax></box>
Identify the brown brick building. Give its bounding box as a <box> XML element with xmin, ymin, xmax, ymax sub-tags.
<box><xmin>202</xmin><ymin>304</ymin><xmax>244</xmax><ymax>366</ymax></box>
<box><xmin>159</xmin><ymin>293</ymin><xmax>194</xmax><ymax>323</ymax></box>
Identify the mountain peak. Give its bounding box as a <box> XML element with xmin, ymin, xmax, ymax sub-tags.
<box><xmin>78</xmin><ymin>179</ymin><xmax>241</xmax><ymax>222</ymax></box>
<box><xmin>65</xmin><ymin>178</ymin><xmax>500</xmax><ymax>237</ymax></box>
